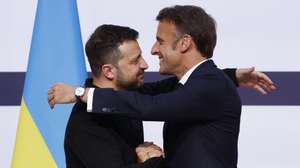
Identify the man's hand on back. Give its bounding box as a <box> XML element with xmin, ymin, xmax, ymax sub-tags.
<box><xmin>48</xmin><ymin>83</ymin><xmax>77</xmax><ymax>109</ymax></box>
<box><xmin>135</xmin><ymin>142</ymin><xmax>164</xmax><ymax>163</ymax></box>
<box><xmin>236</xmin><ymin>67</ymin><xmax>276</xmax><ymax>95</ymax></box>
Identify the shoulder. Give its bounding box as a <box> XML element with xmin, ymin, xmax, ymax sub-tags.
<box><xmin>184</xmin><ymin>64</ymin><xmax>232</xmax><ymax>97</ymax></box>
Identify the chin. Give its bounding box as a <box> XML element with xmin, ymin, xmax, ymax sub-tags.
<box><xmin>138</xmin><ymin>79</ymin><xmax>144</xmax><ymax>85</ymax></box>
<box><xmin>137</xmin><ymin>82</ymin><xmax>144</xmax><ymax>87</ymax></box>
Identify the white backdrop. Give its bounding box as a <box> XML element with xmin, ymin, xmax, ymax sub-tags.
<box><xmin>1</xmin><ymin>0</ymin><xmax>300</xmax><ymax>167</ymax></box>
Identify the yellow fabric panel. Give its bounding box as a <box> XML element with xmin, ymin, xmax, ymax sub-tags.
<box><xmin>11</xmin><ymin>98</ymin><xmax>57</xmax><ymax>168</ymax></box>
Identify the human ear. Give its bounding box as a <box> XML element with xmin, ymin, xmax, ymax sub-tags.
<box><xmin>179</xmin><ymin>34</ymin><xmax>192</xmax><ymax>52</ymax></box>
<box><xmin>102</xmin><ymin>64</ymin><xmax>115</xmax><ymax>80</ymax></box>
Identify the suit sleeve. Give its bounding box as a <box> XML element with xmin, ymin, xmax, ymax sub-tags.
<box><xmin>223</xmin><ymin>68</ymin><xmax>238</xmax><ymax>86</ymax></box>
<box><xmin>131</xmin><ymin>157</ymin><xmax>166</xmax><ymax>168</ymax></box>
<box><xmin>91</xmin><ymin>74</ymin><xmax>225</xmax><ymax>122</ymax></box>
<box><xmin>135</xmin><ymin>69</ymin><xmax>236</xmax><ymax>96</ymax></box>
<box><xmin>135</xmin><ymin>77</ymin><xmax>178</xmax><ymax>95</ymax></box>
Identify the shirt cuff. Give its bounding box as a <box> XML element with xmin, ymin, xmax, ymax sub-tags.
<box><xmin>87</xmin><ymin>88</ymin><xmax>95</xmax><ymax>112</ymax></box>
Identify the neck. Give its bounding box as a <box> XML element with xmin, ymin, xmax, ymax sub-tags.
<box><xmin>175</xmin><ymin>51</ymin><xmax>207</xmax><ymax>80</ymax></box>
<box><xmin>92</xmin><ymin>76</ymin><xmax>119</xmax><ymax>91</ymax></box>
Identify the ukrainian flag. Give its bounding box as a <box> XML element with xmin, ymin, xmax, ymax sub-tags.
<box><xmin>11</xmin><ymin>0</ymin><xmax>87</xmax><ymax>167</ymax></box>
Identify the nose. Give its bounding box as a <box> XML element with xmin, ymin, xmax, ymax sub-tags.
<box><xmin>140</xmin><ymin>57</ymin><xmax>149</xmax><ymax>70</ymax></box>
<box><xmin>151</xmin><ymin>42</ymin><xmax>159</xmax><ymax>55</ymax></box>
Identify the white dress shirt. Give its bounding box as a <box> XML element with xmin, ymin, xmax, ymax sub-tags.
<box><xmin>179</xmin><ymin>59</ymin><xmax>208</xmax><ymax>85</ymax></box>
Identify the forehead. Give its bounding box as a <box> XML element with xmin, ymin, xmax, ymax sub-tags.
<box><xmin>157</xmin><ymin>21</ymin><xmax>178</xmax><ymax>38</ymax></box>
<box><xmin>118</xmin><ymin>40</ymin><xmax>141</xmax><ymax>59</ymax></box>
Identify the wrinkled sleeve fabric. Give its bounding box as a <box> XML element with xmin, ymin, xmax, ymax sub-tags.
<box><xmin>91</xmin><ymin>74</ymin><xmax>226</xmax><ymax>122</ymax></box>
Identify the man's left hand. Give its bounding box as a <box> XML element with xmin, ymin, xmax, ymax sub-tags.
<box><xmin>236</xmin><ymin>67</ymin><xmax>276</xmax><ymax>95</ymax></box>
<box><xmin>48</xmin><ymin>83</ymin><xmax>77</xmax><ymax>109</ymax></box>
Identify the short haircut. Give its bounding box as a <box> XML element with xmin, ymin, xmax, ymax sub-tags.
<box><xmin>85</xmin><ymin>24</ymin><xmax>139</xmax><ymax>77</ymax></box>
<box><xmin>156</xmin><ymin>5</ymin><xmax>217</xmax><ymax>58</ymax></box>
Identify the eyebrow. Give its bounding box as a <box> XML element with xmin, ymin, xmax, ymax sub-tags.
<box><xmin>156</xmin><ymin>36</ymin><xmax>164</xmax><ymax>42</ymax></box>
<box><xmin>131</xmin><ymin>52</ymin><xmax>141</xmax><ymax>61</ymax></box>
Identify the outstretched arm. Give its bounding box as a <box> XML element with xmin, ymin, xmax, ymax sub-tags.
<box><xmin>48</xmin><ymin>75</ymin><xmax>226</xmax><ymax>122</ymax></box>
<box><xmin>137</xmin><ymin>68</ymin><xmax>275</xmax><ymax>96</ymax></box>
<box><xmin>235</xmin><ymin>67</ymin><xmax>276</xmax><ymax>95</ymax></box>
<box><xmin>47</xmin><ymin>68</ymin><xmax>275</xmax><ymax>108</ymax></box>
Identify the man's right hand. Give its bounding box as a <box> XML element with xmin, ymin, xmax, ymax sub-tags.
<box><xmin>135</xmin><ymin>142</ymin><xmax>164</xmax><ymax>163</ymax></box>
<box><xmin>48</xmin><ymin>83</ymin><xmax>77</xmax><ymax>109</ymax></box>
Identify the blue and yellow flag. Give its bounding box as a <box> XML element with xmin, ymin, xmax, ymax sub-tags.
<box><xmin>12</xmin><ymin>0</ymin><xmax>87</xmax><ymax>167</ymax></box>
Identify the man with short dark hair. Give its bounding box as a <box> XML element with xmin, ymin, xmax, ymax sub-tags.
<box><xmin>155</xmin><ymin>5</ymin><xmax>217</xmax><ymax>59</ymax></box>
<box><xmin>63</xmin><ymin>24</ymin><xmax>165</xmax><ymax>168</ymax></box>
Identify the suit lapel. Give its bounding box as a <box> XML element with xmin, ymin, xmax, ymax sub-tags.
<box><xmin>186</xmin><ymin>59</ymin><xmax>216</xmax><ymax>83</ymax></box>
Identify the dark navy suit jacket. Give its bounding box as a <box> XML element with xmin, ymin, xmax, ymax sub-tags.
<box><xmin>64</xmin><ymin>80</ymin><xmax>165</xmax><ymax>168</ymax></box>
<box><xmin>90</xmin><ymin>60</ymin><xmax>241</xmax><ymax>168</ymax></box>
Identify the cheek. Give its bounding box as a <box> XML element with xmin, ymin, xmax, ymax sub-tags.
<box><xmin>127</xmin><ymin>66</ymin><xmax>140</xmax><ymax>77</ymax></box>
<box><xmin>165</xmin><ymin>49</ymin><xmax>178</xmax><ymax>64</ymax></box>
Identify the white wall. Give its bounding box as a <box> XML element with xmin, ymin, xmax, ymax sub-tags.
<box><xmin>0</xmin><ymin>107</ymin><xmax>19</xmax><ymax>168</ymax></box>
<box><xmin>1</xmin><ymin>0</ymin><xmax>299</xmax><ymax>167</ymax></box>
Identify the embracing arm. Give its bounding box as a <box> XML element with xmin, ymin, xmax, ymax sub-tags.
<box><xmin>90</xmin><ymin>75</ymin><xmax>225</xmax><ymax>122</ymax></box>
<box><xmin>47</xmin><ymin>68</ymin><xmax>275</xmax><ymax>110</ymax></box>
<box><xmin>137</xmin><ymin>69</ymin><xmax>236</xmax><ymax>95</ymax></box>
<box><xmin>137</xmin><ymin>68</ymin><xmax>276</xmax><ymax>96</ymax></box>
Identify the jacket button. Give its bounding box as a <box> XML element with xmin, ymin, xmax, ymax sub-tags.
<box><xmin>102</xmin><ymin>107</ymin><xmax>110</xmax><ymax>112</ymax></box>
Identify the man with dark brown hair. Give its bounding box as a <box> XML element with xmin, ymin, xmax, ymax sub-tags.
<box><xmin>62</xmin><ymin>24</ymin><xmax>165</xmax><ymax>168</ymax></box>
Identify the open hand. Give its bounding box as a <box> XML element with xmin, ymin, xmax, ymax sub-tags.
<box><xmin>236</xmin><ymin>67</ymin><xmax>276</xmax><ymax>95</ymax></box>
<box><xmin>48</xmin><ymin>83</ymin><xmax>76</xmax><ymax>109</ymax></box>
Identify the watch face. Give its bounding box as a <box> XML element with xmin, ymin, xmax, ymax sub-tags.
<box><xmin>75</xmin><ymin>87</ymin><xmax>85</xmax><ymax>96</ymax></box>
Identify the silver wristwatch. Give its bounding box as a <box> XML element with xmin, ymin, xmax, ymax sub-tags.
<box><xmin>75</xmin><ymin>87</ymin><xmax>85</xmax><ymax>102</ymax></box>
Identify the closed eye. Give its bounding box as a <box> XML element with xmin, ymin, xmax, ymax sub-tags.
<box><xmin>156</xmin><ymin>36</ymin><xmax>164</xmax><ymax>44</ymax></box>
